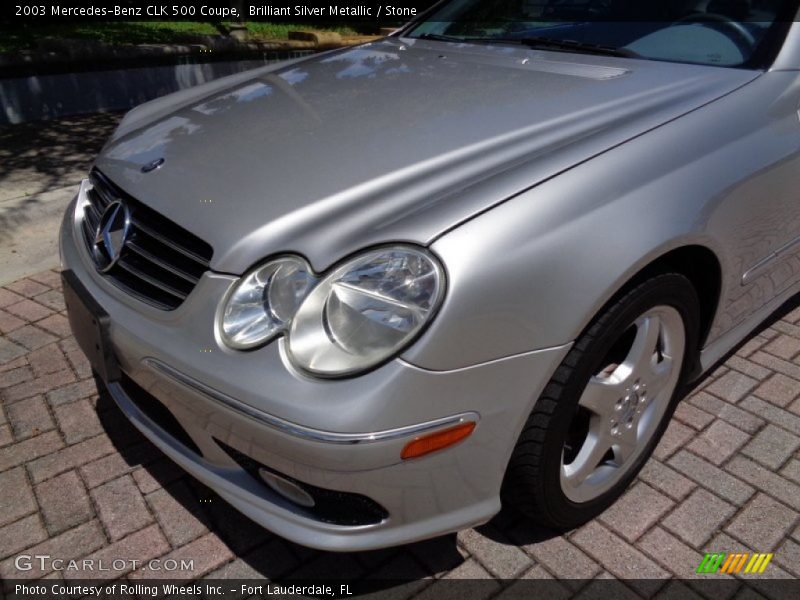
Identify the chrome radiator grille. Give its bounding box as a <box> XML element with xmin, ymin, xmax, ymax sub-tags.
<box><xmin>81</xmin><ymin>170</ymin><xmax>213</xmax><ymax>310</ymax></box>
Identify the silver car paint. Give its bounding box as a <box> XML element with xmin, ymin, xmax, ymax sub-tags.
<box><xmin>61</xmin><ymin>24</ymin><xmax>800</xmax><ymax>549</ymax></box>
<box><xmin>772</xmin><ymin>21</ymin><xmax>800</xmax><ymax>70</ymax></box>
<box><xmin>97</xmin><ymin>38</ymin><xmax>758</xmax><ymax>278</ymax></box>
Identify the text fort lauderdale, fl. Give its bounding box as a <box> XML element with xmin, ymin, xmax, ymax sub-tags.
<box><xmin>251</xmin><ymin>5</ymin><xmax>418</xmax><ymax>17</ymax></box>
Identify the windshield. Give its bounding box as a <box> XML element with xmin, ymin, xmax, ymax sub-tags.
<box><xmin>406</xmin><ymin>0</ymin><xmax>797</xmax><ymax>67</ymax></box>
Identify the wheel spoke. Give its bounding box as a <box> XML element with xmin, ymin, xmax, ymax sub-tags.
<box><xmin>648</xmin><ymin>356</ymin><xmax>673</xmax><ymax>395</ymax></box>
<box><xmin>612</xmin><ymin>426</ymin><xmax>638</xmax><ymax>464</ymax></box>
<box><xmin>579</xmin><ymin>377</ymin><xmax>622</xmax><ymax>418</ymax></box>
<box><xmin>563</xmin><ymin>428</ymin><xmax>612</xmax><ymax>487</ymax></box>
<box><xmin>620</xmin><ymin>315</ymin><xmax>661</xmax><ymax>381</ymax></box>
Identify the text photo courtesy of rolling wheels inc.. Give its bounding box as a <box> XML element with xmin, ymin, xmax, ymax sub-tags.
<box><xmin>1</xmin><ymin>0</ymin><xmax>800</xmax><ymax>599</ymax></box>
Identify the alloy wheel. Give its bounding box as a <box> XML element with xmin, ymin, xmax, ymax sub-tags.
<box><xmin>560</xmin><ymin>305</ymin><xmax>686</xmax><ymax>503</ymax></box>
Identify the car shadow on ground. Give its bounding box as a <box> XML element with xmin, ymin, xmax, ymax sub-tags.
<box><xmin>93</xmin><ymin>293</ymin><xmax>800</xmax><ymax>584</ymax></box>
<box><xmin>0</xmin><ymin>112</ymin><xmax>122</xmax><ymax>242</ymax></box>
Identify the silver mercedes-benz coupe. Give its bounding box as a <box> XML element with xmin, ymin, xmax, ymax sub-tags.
<box><xmin>61</xmin><ymin>0</ymin><xmax>800</xmax><ymax>550</ymax></box>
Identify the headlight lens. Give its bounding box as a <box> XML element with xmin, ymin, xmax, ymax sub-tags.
<box><xmin>220</xmin><ymin>256</ymin><xmax>314</xmax><ymax>349</ymax></box>
<box><xmin>220</xmin><ymin>246</ymin><xmax>445</xmax><ymax>377</ymax></box>
<box><xmin>288</xmin><ymin>247</ymin><xmax>445</xmax><ymax>376</ymax></box>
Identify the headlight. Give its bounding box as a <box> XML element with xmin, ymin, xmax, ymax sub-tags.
<box><xmin>219</xmin><ymin>246</ymin><xmax>445</xmax><ymax>377</ymax></box>
<box><xmin>288</xmin><ymin>246</ymin><xmax>445</xmax><ymax>376</ymax></box>
<box><xmin>220</xmin><ymin>256</ymin><xmax>314</xmax><ymax>349</ymax></box>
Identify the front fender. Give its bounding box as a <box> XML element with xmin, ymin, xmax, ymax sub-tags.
<box><xmin>398</xmin><ymin>81</ymin><xmax>781</xmax><ymax>371</ymax></box>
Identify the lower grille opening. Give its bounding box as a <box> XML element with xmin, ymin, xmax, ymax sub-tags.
<box><xmin>215</xmin><ymin>439</ymin><xmax>389</xmax><ymax>526</ymax></box>
<box><xmin>119</xmin><ymin>373</ymin><xmax>202</xmax><ymax>456</ymax></box>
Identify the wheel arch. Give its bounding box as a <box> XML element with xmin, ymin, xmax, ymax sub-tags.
<box><xmin>595</xmin><ymin>244</ymin><xmax>723</xmax><ymax>381</ymax></box>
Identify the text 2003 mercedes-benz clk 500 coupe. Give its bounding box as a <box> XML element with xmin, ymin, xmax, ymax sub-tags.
<box><xmin>61</xmin><ymin>0</ymin><xmax>800</xmax><ymax>550</ymax></box>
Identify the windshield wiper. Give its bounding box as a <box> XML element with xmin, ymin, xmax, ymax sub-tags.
<box><xmin>416</xmin><ymin>33</ymin><xmax>470</xmax><ymax>43</ymax></box>
<box><xmin>492</xmin><ymin>36</ymin><xmax>641</xmax><ymax>58</ymax></box>
<box><xmin>416</xmin><ymin>33</ymin><xmax>511</xmax><ymax>46</ymax></box>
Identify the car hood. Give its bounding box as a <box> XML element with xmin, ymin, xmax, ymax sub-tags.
<box><xmin>96</xmin><ymin>38</ymin><xmax>758</xmax><ymax>273</ymax></box>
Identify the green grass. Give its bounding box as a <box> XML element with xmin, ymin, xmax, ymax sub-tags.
<box><xmin>0</xmin><ymin>21</ymin><xmax>364</xmax><ymax>54</ymax></box>
<box><xmin>244</xmin><ymin>21</ymin><xmax>360</xmax><ymax>39</ymax></box>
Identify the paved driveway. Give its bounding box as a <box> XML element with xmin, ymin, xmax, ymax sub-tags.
<box><xmin>0</xmin><ymin>269</ymin><xmax>799</xmax><ymax>593</ymax></box>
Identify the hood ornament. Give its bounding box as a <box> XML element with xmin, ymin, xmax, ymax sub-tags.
<box><xmin>141</xmin><ymin>158</ymin><xmax>165</xmax><ymax>173</ymax></box>
<box><xmin>92</xmin><ymin>200</ymin><xmax>131</xmax><ymax>272</ymax></box>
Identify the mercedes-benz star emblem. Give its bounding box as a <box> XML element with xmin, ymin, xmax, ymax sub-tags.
<box><xmin>92</xmin><ymin>201</ymin><xmax>131</xmax><ymax>273</ymax></box>
<box><xmin>141</xmin><ymin>158</ymin><xmax>165</xmax><ymax>173</ymax></box>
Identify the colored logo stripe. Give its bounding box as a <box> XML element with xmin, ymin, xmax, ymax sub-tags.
<box><xmin>697</xmin><ymin>553</ymin><xmax>773</xmax><ymax>574</ymax></box>
<box><xmin>720</xmin><ymin>553</ymin><xmax>748</xmax><ymax>574</ymax></box>
<box><xmin>744</xmin><ymin>553</ymin><xmax>773</xmax><ymax>574</ymax></box>
<box><xmin>697</xmin><ymin>553</ymin><xmax>726</xmax><ymax>573</ymax></box>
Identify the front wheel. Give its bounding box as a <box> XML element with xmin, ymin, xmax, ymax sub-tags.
<box><xmin>502</xmin><ymin>273</ymin><xmax>700</xmax><ymax>529</ymax></box>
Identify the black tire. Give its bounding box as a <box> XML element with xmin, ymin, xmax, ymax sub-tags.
<box><xmin>501</xmin><ymin>273</ymin><xmax>701</xmax><ymax>529</ymax></box>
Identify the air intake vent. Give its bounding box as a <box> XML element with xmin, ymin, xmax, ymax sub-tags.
<box><xmin>81</xmin><ymin>170</ymin><xmax>213</xmax><ymax>310</ymax></box>
<box><xmin>215</xmin><ymin>439</ymin><xmax>389</xmax><ymax>526</ymax></box>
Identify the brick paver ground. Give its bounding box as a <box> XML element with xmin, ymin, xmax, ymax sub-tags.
<box><xmin>1</xmin><ymin>269</ymin><xmax>799</xmax><ymax>592</ymax></box>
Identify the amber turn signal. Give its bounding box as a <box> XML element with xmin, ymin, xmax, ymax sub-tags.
<box><xmin>401</xmin><ymin>422</ymin><xmax>476</xmax><ymax>460</ymax></box>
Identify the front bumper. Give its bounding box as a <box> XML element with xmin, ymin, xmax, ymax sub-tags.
<box><xmin>60</xmin><ymin>188</ymin><xmax>570</xmax><ymax>551</ymax></box>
